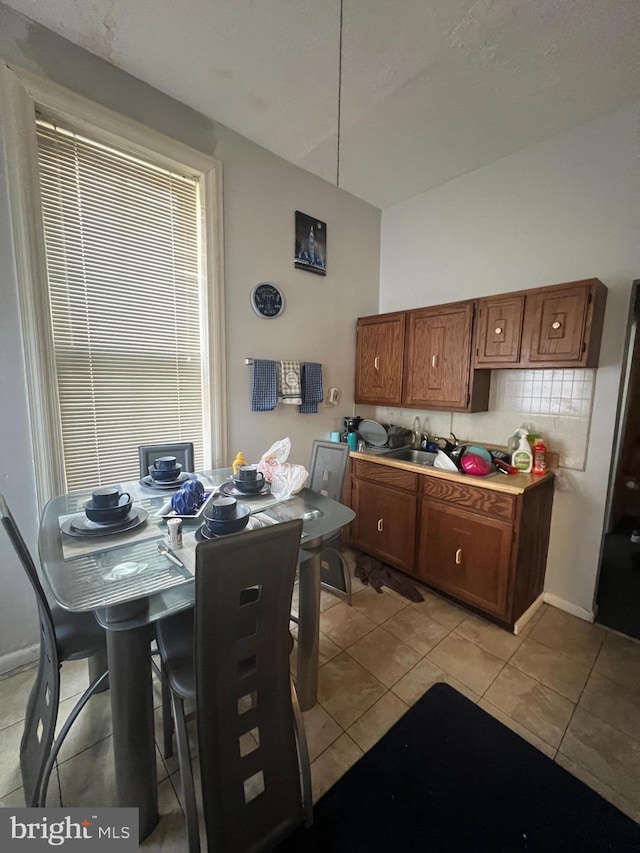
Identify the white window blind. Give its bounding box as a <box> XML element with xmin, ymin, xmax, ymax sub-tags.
<box><xmin>36</xmin><ymin>118</ymin><xmax>206</xmax><ymax>491</ymax></box>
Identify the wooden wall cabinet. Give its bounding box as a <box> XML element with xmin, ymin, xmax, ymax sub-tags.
<box><xmin>355</xmin><ymin>302</ymin><xmax>490</xmax><ymax>412</ymax></box>
<box><xmin>355</xmin><ymin>312</ymin><xmax>405</xmax><ymax>406</ymax></box>
<box><xmin>475</xmin><ymin>279</ymin><xmax>607</xmax><ymax>370</ymax></box>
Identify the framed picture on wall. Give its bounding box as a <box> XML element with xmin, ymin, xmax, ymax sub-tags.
<box><xmin>294</xmin><ymin>211</ymin><xmax>326</xmax><ymax>276</ymax></box>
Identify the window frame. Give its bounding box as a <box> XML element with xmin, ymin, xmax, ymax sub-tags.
<box><xmin>0</xmin><ymin>62</ymin><xmax>227</xmax><ymax>508</ymax></box>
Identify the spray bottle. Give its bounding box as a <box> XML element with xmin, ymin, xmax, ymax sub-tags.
<box><xmin>512</xmin><ymin>429</ymin><xmax>533</xmax><ymax>473</ymax></box>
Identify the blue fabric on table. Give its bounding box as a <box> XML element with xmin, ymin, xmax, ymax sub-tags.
<box><xmin>251</xmin><ymin>360</ymin><xmax>278</xmax><ymax>411</ymax></box>
<box><xmin>299</xmin><ymin>362</ymin><xmax>323</xmax><ymax>413</ymax></box>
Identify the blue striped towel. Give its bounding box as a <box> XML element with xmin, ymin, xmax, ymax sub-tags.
<box><xmin>299</xmin><ymin>362</ymin><xmax>323</xmax><ymax>413</ymax></box>
<box><xmin>251</xmin><ymin>360</ymin><xmax>278</xmax><ymax>411</ymax></box>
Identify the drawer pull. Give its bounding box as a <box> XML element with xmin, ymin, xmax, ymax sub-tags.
<box><xmin>377</xmin><ymin>518</ymin><xmax>384</xmax><ymax>532</ymax></box>
<box><xmin>455</xmin><ymin>548</ymin><xmax>462</xmax><ymax>565</ymax></box>
<box><xmin>374</xmin><ymin>356</ymin><xmax>380</xmax><ymax>370</ymax></box>
<box><xmin>494</xmin><ymin>326</ymin><xmax>503</xmax><ymax>335</ymax></box>
<box><xmin>431</xmin><ymin>354</ymin><xmax>439</xmax><ymax>368</ymax></box>
<box><xmin>551</xmin><ymin>320</ymin><xmax>562</xmax><ymax>330</ymax></box>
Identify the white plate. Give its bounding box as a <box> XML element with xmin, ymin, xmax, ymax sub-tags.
<box><xmin>433</xmin><ymin>450</ymin><xmax>459</xmax><ymax>471</ymax></box>
<box><xmin>358</xmin><ymin>419</ymin><xmax>388</xmax><ymax>447</ymax></box>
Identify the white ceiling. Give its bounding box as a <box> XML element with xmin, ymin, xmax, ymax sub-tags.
<box><xmin>5</xmin><ymin>0</ymin><xmax>640</xmax><ymax>208</ymax></box>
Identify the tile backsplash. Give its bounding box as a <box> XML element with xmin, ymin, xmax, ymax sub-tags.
<box><xmin>372</xmin><ymin>368</ymin><xmax>596</xmax><ymax>471</ymax></box>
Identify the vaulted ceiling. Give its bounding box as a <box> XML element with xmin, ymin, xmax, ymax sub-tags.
<box><xmin>5</xmin><ymin>0</ymin><xmax>640</xmax><ymax>208</ymax></box>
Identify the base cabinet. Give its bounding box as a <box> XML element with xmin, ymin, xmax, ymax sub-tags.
<box><xmin>350</xmin><ymin>457</ymin><xmax>554</xmax><ymax>629</ymax></box>
<box><xmin>416</xmin><ymin>501</ymin><xmax>512</xmax><ymax>619</ymax></box>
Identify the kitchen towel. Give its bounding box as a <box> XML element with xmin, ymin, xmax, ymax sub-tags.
<box><xmin>251</xmin><ymin>359</ymin><xmax>278</xmax><ymax>411</ymax></box>
<box><xmin>278</xmin><ymin>360</ymin><xmax>302</xmax><ymax>404</ymax></box>
<box><xmin>299</xmin><ymin>362</ymin><xmax>323</xmax><ymax>413</ymax></box>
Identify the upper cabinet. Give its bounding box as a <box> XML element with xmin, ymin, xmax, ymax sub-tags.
<box><xmin>355</xmin><ymin>312</ymin><xmax>405</xmax><ymax>406</ymax></box>
<box><xmin>404</xmin><ymin>302</ymin><xmax>489</xmax><ymax>411</ymax></box>
<box><xmin>475</xmin><ymin>278</ymin><xmax>607</xmax><ymax>370</ymax></box>
<box><xmin>356</xmin><ymin>278</ymin><xmax>607</xmax><ymax>412</ymax></box>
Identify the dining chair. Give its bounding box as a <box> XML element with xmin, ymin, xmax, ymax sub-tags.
<box><xmin>305</xmin><ymin>439</ymin><xmax>352</xmax><ymax>604</ymax></box>
<box><xmin>137</xmin><ymin>441</ymin><xmax>195</xmax><ymax>477</ymax></box>
<box><xmin>155</xmin><ymin>520</ymin><xmax>312</xmax><ymax>853</ymax></box>
<box><xmin>0</xmin><ymin>494</ymin><xmax>108</xmax><ymax>807</ymax></box>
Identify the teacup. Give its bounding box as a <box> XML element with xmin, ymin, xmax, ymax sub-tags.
<box><xmin>91</xmin><ymin>486</ymin><xmax>130</xmax><ymax>509</ymax></box>
<box><xmin>236</xmin><ymin>465</ymin><xmax>259</xmax><ymax>481</ymax></box>
<box><xmin>154</xmin><ymin>456</ymin><xmax>178</xmax><ymax>470</ymax></box>
<box><xmin>209</xmin><ymin>497</ymin><xmax>237</xmax><ymax>519</ymax></box>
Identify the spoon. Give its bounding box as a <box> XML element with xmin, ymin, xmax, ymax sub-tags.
<box><xmin>157</xmin><ymin>542</ymin><xmax>185</xmax><ymax>568</ymax></box>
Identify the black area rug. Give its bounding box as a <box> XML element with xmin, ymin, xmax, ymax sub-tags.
<box><xmin>278</xmin><ymin>683</ymin><xmax>640</xmax><ymax>853</ymax></box>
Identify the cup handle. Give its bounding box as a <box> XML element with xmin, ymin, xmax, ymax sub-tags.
<box><xmin>120</xmin><ymin>492</ymin><xmax>131</xmax><ymax>504</ymax></box>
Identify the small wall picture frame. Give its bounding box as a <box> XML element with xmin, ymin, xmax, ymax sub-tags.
<box><xmin>294</xmin><ymin>211</ymin><xmax>326</xmax><ymax>276</ymax></box>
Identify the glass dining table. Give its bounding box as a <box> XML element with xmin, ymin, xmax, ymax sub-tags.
<box><xmin>38</xmin><ymin>468</ymin><xmax>355</xmax><ymax>841</ymax></box>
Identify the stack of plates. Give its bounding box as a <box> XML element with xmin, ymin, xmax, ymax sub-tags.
<box><xmin>60</xmin><ymin>507</ymin><xmax>148</xmax><ymax>538</ymax></box>
<box><xmin>433</xmin><ymin>450</ymin><xmax>459</xmax><ymax>472</ymax></box>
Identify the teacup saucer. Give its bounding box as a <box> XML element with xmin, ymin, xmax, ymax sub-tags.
<box><xmin>220</xmin><ymin>481</ymin><xmax>270</xmax><ymax>498</ymax></box>
<box><xmin>141</xmin><ymin>472</ymin><xmax>192</xmax><ymax>490</ymax></box>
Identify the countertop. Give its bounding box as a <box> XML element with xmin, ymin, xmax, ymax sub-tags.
<box><xmin>349</xmin><ymin>449</ymin><xmax>554</xmax><ymax>496</ymax></box>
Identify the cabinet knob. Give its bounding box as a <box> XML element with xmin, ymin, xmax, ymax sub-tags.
<box><xmin>377</xmin><ymin>518</ymin><xmax>384</xmax><ymax>532</ymax></box>
<box><xmin>551</xmin><ymin>320</ymin><xmax>562</xmax><ymax>330</ymax></box>
<box><xmin>494</xmin><ymin>327</ymin><xmax>503</xmax><ymax>335</ymax></box>
<box><xmin>431</xmin><ymin>354</ymin><xmax>439</xmax><ymax>368</ymax></box>
<box><xmin>455</xmin><ymin>548</ymin><xmax>462</xmax><ymax>565</ymax></box>
<box><xmin>374</xmin><ymin>356</ymin><xmax>380</xmax><ymax>370</ymax></box>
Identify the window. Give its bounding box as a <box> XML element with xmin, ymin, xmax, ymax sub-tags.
<box><xmin>1</xmin><ymin>65</ymin><xmax>226</xmax><ymax>504</ymax></box>
<box><xmin>37</xmin><ymin>118</ymin><xmax>206</xmax><ymax>490</ymax></box>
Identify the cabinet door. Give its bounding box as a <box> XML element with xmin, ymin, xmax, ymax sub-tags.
<box><xmin>403</xmin><ymin>303</ymin><xmax>473</xmax><ymax>409</ymax></box>
<box><xmin>522</xmin><ymin>283</ymin><xmax>590</xmax><ymax>365</ymax></box>
<box><xmin>355</xmin><ymin>313</ymin><xmax>405</xmax><ymax>405</ymax></box>
<box><xmin>352</xmin><ymin>479</ymin><xmax>416</xmax><ymax>572</ymax></box>
<box><xmin>475</xmin><ymin>295</ymin><xmax>525</xmax><ymax>366</ymax></box>
<box><xmin>416</xmin><ymin>500</ymin><xmax>512</xmax><ymax>618</ymax></box>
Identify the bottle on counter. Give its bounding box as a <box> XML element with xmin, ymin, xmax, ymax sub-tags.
<box><xmin>232</xmin><ymin>452</ymin><xmax>247</xmax><ymax>476</ymax></box>
<box><xmin>512</xmin><ymin>429</ymin><xmax>533</xmax><ymax>473</ymax></box>
<box><xmin>532</xmin><ymin>437</ymin><xmax>547</xmax><ymax>475</ymax></box>
<box><xmin>412</xmin><ymin>417</ymin><xmax>421</xmax><ymax>449</ymax></box>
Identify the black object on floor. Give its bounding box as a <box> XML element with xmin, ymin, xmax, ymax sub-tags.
<box><xmin>354</xmin><ymin>551</ymin><xmax>424</xmax><ymax>602</ymax></box>
<box><xmin>596</xmin><ymin>514</ymin><xmax>640</xmax><ymax>640</ymax></box>
<box><xmin>278</xmin><ymin>683</ymin><xmax>640</xmax><ymax>852</ymax></box>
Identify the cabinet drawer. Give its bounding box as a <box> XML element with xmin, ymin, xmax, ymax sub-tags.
<box><xmin>421</xmin><ymin>476</ymin><xmax>515</xmax><ymax>521</ymax></box>
<box><xmin>353</xmin><ymin>460</ymin><xmax>418</xmax><ymax>492</ymax></box>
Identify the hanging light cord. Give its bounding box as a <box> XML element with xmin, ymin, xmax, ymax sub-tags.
<box><xmin>336</xmin><ymin>0</ymin><xmax>344</xmax><ymax>187</ymax></box>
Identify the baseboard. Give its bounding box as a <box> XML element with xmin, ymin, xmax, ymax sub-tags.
<box><xmin>513</xmin><ymin>594</ymin><xmax>545</xmax><ymax>635</ymax></box>
<box><xmin>543</xmin><ymin>593</ymin><xmax>595</xmax><ymax>623</ymax></box>
<box><xmin>0</xmin><ymin>643</ymin><xmax>38</xmax><ymax>676</ymax></box>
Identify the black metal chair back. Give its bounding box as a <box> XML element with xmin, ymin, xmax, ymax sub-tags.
<box><xmin>138</xmin><ymin>442</ymin><xmax>195</xmax><ymax>477</ymax></box>
<box><xmin>0</xmin><ymin>494</ymin><xmax>107</xmax><ymax>806</ymax></box>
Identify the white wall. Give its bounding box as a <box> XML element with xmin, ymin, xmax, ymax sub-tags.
<box><xmin>380</xmin><ymin>102</ymin><xmax>640</xmax><ymax>618</ymax></box>
<box><xmin>0</xmin><ymin>4</ymin><xmax>380</xmax><ymax>665</ymax></box>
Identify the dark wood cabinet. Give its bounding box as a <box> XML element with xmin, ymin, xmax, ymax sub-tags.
<box><xmin>349</xmin><ymin>454</ymin><xmax>554</xmax><ymax>629</ymax></box>
<box><xmin>351</xmin><ymin>460</ymin><xmax>417</xmax><ymax>573</ymax></box>
<box><xmin>475</xmin><ymin>294</ymin><xmax>525</xmax><ymax>365</ymax></box>
<box><xmin>474</xmin><ymin>279</ymin><xmax>607</xmax><ymax>369</ymax></box>
<box><xmin>416</xmin><ymin>499</ymin><xmax>513</xmax><ymax>619</ymax></box>
<box><xmin>404</xmin><ymin>303</ymin><xmax>473</xmax><ymax>409</ymax></box>
<box><xmin>355</xmin><ymin>312</ymin><xmax>405</xmax><ymax>405</ymax></box>
<box><xmin>521</xmin><ymin>279</ymin><xmax>607</xmax><ymax>368</ymax></box>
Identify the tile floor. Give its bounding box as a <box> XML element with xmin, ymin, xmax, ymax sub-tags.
<box><xmin>2</xmin><ymin>549</ymin><xmax>640</xmax><ymax>849</ymax></box>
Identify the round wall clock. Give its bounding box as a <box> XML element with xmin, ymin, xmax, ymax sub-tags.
<box><xmin>250</xmin><ymin>282</ymin><xmax>285</xmax><ymax>318</ymax></box>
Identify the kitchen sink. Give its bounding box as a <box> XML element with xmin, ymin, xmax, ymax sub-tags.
<box><xmin>381</xmin><ymin>448</ymin><xmax>437</xmax><ymax>466</ymax></box>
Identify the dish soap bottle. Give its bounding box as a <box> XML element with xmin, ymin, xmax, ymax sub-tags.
<box><xmin>532</xmin><ymin>437</ymin><xmax>547</xmax><ymax>475</ymax></box>
<box><xmin>232</xmin><ymin>451</ymin><xmax>247</xmax><ymax>476</ymax></box>
<box><xmin>512</xmin><ymin>429</ymin><xmax>533</xmax><ymax>473</ymax></box>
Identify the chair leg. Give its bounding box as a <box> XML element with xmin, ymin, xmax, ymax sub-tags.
<box><xmin>161</xmin><ymin>668</ymin><xmax>174</xmax><ymax>759</ymax></box>
<box><xmin>290</xmin><ymin>679</ymin><xmax>313</xmax><ymax>829</ymax></box>
<box><xmin>171</xmin><ymin>693</ymin><xmax>200</xmax><ymax>853</ymax></box>
<box><xmin>37</xmin><ymin>670</ymin><xmax>109</xmax><ymax>807</ymax></box>
<box><xmin>320</xmin><ymin>546</ymin><xmax>353</xmax><ymax>605</ymax></box>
